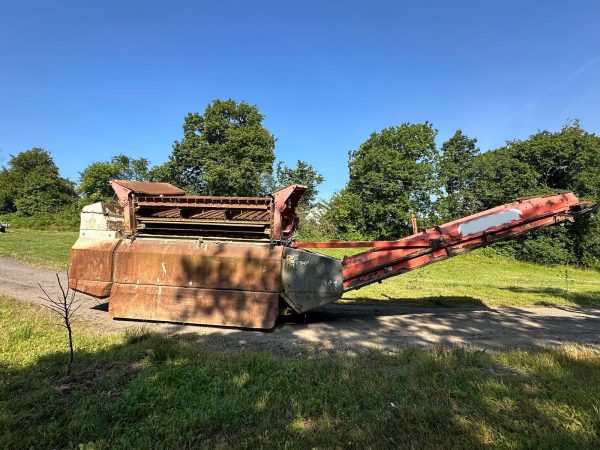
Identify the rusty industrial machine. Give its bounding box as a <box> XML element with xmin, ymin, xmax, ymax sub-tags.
<box><xmin>69</xmin><ymin>180</ymin><xmax>596</xmax><ymax>329</ymax></box>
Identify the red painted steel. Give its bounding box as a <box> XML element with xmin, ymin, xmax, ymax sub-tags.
<box><xmin>340</xmin><ymin>193</ymin><xmax>589</xmax><ymax>291</ymax></box>
<box><xmin>294</xmin><ymin>241</ymin><xmax>378</xmax><ymax>248</ymax></box>
<box><xmin>108</xmin><ymin>180</ymin><xmax>306</xmax><ymax>241</ymax></box>
<box><xmin>293</xmin><ymin>240</ymin><xmax>429</xmax><ymax>248</ymax></box>
<box><xmin>271</xmin><ymin>184</ymin><xmax>307</xmax><ymax>242</ymax></box>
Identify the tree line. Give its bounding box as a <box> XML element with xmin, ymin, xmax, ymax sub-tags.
<box><xmin>0</xmin><ymin>99</ymin><xmax>598</xmax><ymax>268</ymax></box>
<box><xmin>321</xmin><ymin>121</ymin><xmax>599</xmax><ymax>268</ymax></box>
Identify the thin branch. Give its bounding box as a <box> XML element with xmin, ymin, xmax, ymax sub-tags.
<box><xmin>37</xmin><ymin>284</ymin><xmax>54</xmax><ymax>302</ymax></box>
<box><xmin>67</xmin><ymin>307</ymin><xmax>82</xmax><ymax>320</ymax></box>
<box><xmin>56</xmin><ymin>273</ymin><xmax>67</xmax><ymax>301</ymax></box>
<box><xmin>41</xmin><ymin>304</ymin><xmax>65</xmax><ymax>315</ymax></box>
<box><xmin>38</xmin><ymin>272</ymin><xmax>81</xmax><ymax>376</ymax></box>
<box><xmin>37</xmin><ymin>295</ymin><xmax>59</xmax><ymax>305</ymax></box>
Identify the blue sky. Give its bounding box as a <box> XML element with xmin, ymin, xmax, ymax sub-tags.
<box><xmin>1</xmin><ymin>1</ymin><xmax>599</xmax><ymax>198</ymax></box>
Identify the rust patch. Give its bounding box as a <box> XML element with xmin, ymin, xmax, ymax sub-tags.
<box><xmin>110</xmin><ymin>180</ymin><xmax>185</xmax><ymax>196</ymax></box>
<box><xmin>112</xmin><ymin>240</ymin><xmax>283</xmax><ymax>292</ymax></box>
<box><xmin>69</xmin><ymin>239</ymin><xmax>121</xmax><ymax>297</ymax></box>
<box><xmin>108</xmin><ymin>283</ymin><xmax>280</xmax><ymax>329</ymax></box>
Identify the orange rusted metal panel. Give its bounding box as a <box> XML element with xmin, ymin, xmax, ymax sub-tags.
<box><xmin>110</xmin><ymin>180</ymin><xmax>186</xmax><ymax>196</ymax></box>
<box><xmin>69</xmin><ymin>239</ymin><xmax>120</xmax><ymax>297</ymax></box>
<box><xmin>112</xmin><ymin>240</ymin><xmax>283</xmax><ymax>292</ymax></box>
<box><xmin>71</xmin><ymin>280</ymin><xmax>113</xmax><ymax>298</ymax></box>
<box><xmin>109</xmin><ymin>284</ymin><xmax>280</xmax><ymax>329</ymax></box>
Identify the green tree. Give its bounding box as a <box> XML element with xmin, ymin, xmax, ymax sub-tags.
<box><xmin>470</xmin><ymin>147</ymin><xmax>543</xmax><ymax>209</ymax></box>
<box><xmin>575</xmin><ymin>213</ymin><xmax>600</xmax><ymax>269</ymax></box>
<box><xmin>509</xmin><ymin>121</ymin><xmax>600</xmax><ymax>200</ymax></box>
<box><xmin>330</xmin><ymin>122</ymin><xmax>439</xmax><ymax>240</ymax></box>
<box><xmin>79</xmin><ymin>154</ymin><xmax>150</xmax><ymax>202</ymax></box>
<box><xmin>153</xmin><ymin>99</ymin><xmax>275</xmax><ymax>196</ymax></box>
<box><xmin>275</xmin><ymin>160</ymin><xmax>324</xmax><ymax>207</ymax></box>
<box><xmin>470</xmin><ymin>122</ymin><xmax>600</xmax><ymax>266</ymax></box>
<box><xmin>436</xmin><ymin>130</ymin><xmax>479</xmax><ymax>220</ymax></box>
<box><xmin>0</xmin><ymin>148</ymin><xmax>77</xmax><ymax>216</ymax></box>
<box><xmin>472</xmin><ymin>122</ymin><xmax>600</xmax><ymax>204</ymax></box>
<box><xmin>322</xmin><ymin>188</ymin><xmax>367</xmax><ymax>240</ymax></box>
<box><xmin>0</xmin><ymin>168</ymin><xmax>17</xmax><ymax>213</ymax></box>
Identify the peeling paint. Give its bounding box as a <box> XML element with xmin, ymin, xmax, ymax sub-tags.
<box><xmin>458</xmin><ymin>209</ymin><xmax>522</xmax><ymax>236</ymax></box>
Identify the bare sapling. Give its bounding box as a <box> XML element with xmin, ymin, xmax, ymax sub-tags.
<box><xmin>38</xmin><ymin>273</ymin><xmax>81</xmax><ymax>375</ymax></box>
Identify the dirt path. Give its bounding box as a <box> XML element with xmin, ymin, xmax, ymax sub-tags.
<box><xmin>2</xmin><ymin>255</ymin><xmax>600</xmax><ymax>353</ymax></box>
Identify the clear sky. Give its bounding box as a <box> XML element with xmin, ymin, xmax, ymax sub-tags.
<box><xmin>1</xmin><ymin>1</ymin><xmax>599</xmax><ymax>198</ymax></box>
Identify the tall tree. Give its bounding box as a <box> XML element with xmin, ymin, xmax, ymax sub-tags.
<box><xmin>0</xmin><ymin>148</ymin><xmax>77</xmax><ymax>216</ymax></box>
<box><xmin>275</xmin><ymin>160</ymin><xmax>324</xmax><ymax>207</ymax></box>
<box><xmin>329</xmin><ymin>122</ymin><xmax>439</xmax><ymax>240</ymax></box>
<box><xmin>78</xmin><ymin>154</ymin><xmax>150</xmax><ymax>202</ymax></box>
<box><xmin>469</xmin><ymin>147</ymin><xmax>544</xmax><ymax>209</ymax></box>
<box><xmin>471</xmin><ymin>122</ymin><xmax>600</xmax><ymax>205</ymax></box>
<box><xmin>0</xmin><ymin>167</ymin><xmax>17</xmax><ymax>213</ymax></box>
<box><xmin>322</xmin><ymin>188</ymin><xmax>367</xmax><ymax>240</ymax></box>
<box><xmin>436</xmin><ymin>130</ymin><xmax>479</xmax><ymax>220</ymax></box>
<box><xmin>509</xmin><ymin>121</ymin><xmax>600</xmax><ymax>200</ymax></box>
<box><xmin>470</xmin><ymin>122</ymin><xmax>600</xmax><ymax>267</ymax></box>
<box><xmin>153</xmin><ymin>99</ymin><xmax>275</xmax><ymax>197</ymax></box>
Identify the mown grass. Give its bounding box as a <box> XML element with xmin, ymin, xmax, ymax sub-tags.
<box><xmin>0</xmin><ymin>228</ymin><xmax>77</xmax><ymax>269</ymax></box>
<box><xmin>1</xmin><ymin>296</ymin><xmax>600</xmax><ymax>449</ymax></box>
<box><xmin>318</xmin><ymin>248</ymin><xmax>600</xmax><ymax>307</ymax></box>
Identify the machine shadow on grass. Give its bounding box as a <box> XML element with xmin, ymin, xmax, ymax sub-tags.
<box><xmin>277</xmin><ymin>296</ymin><xmax>490</xmax><ymax>328</ymax></box>
<box><xmin>280</xmin><ymin>304</ymin><xmax>600</xmax><ymax>350</ymax></box>
<box><xmin>2</xmin><ymin>329</ymin><xmax>600</xmax><ymax>449</ymax></box>
<box><xmin>340</xmin><ymin>294</ymin><xmax>489</xmax><ymax>308</ymax></box>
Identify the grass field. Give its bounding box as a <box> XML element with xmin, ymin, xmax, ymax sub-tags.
<box><xmin>1</xmin><ymin>296</ymin><xmax>599</xmax><ymax>449</ymax></box>
<box><xmin>0</xmin><ymin>228</ymin><xmax>76</xmax><ymax>269</ymax></box>
<box><xmin>0</xmin><ymin>229</ymin><xmax>599</xmax><ymax>307</ymax></box>
<box><xmin>319</xmin><ymin>248</ymin><xmax>600</xmax><ymax>307</ymax></box>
